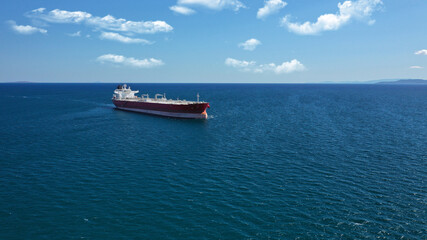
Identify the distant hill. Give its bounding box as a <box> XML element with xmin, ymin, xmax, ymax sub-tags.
<box><xmin>376</xmin><ymin>79</ymin><xmax>427</xmax><ymax>85</ymax></box>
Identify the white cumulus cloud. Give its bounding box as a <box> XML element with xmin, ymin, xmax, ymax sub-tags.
<box><xmin>409</xmin><ymin>66</ymin><xmax>423</xmax><ymax>69</ymax></box>
<box><xmin>225</xmin><ymin>58</ymin><xmax>256</xmax><ymax>71</ymax></box>
<box><xmin>32</xmin><ymin>8</ymin><xmax>46</xmax><ymax>13</ymax></box>
<box><xmin>264</xmin><ymin>60</ymin><xmax>306</xmax><ymax>74</ymax></box>
<box><xmin>33</xmin><ymin>9</ymin><xmax>92</xmax><ymax>23</ymax></box>
<box><xmin>97</xmin><ymin>54</ymin><xmax>164</xmax><ymax>68</ymax></box>
<box><xmin>170</xmin><ymin>5</ymin><xmax>196</xmax><ymax>15</ymax></box>
<box><xmin>176</xmin><ymin>0</ymin><xmax>245</xmax><ymax>11</ymax></box>
<box><xmin>225</xmin><ymin>58</ymin><xmax>305</xmax><ymax>74</ymax></box>
<box><xmin>257</xmin><ymin>0</ymin><xmax>287</xmax><ymax>19</ymax></box>
<box><xmin>67</xmin><ymin>31</ymin><xmax>81</xmax><ymax>37</ymax></box>
<box><xmin>415</xmin><ymin>49</ymin><xmax>427</xmax><ymax>55</ymax></box>
<box><xmin>238</xmin><ymin>38</ymin><xmax>262</xmax><ymax>51</ymax></box>
<box><xmin>8</xmin><ymin>20</ymin><xmax>47</xmax><ymax>35</ymax></box>
<box><xmin>100</xmin><ymin>32</ymin><xmax>153</xmax><ymax>44</ymax></box>
<box><xmin>281</xmin><ymin>0</ymin><xmax>382</xmax><ymax>35</ymax></box>
<box><xmin>27</xmin><ymin>8</ymin><xmax>173</xmax><ymax>34</ymax></box>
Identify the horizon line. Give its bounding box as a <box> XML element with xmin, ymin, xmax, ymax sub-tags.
<box><xmin>1</xmin><ymin>79</ymin><xmax>427</xmax><ymax>84</ymax></box>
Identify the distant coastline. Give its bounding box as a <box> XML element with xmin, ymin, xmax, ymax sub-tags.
<box><xmin>375</xmin><ymin>79</ymin><xmax>427</xmax><ymax>85</ymax></box>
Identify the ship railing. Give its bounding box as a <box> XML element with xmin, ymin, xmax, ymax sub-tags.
<box><xmin>141</xmin><ymin>94</ymin><xmax>149</xmax><ymax>100</ymax></box>
<box><xmin>155</xmin><ymin>93</ymin><xmax>166</xmax><ymax>100</ymax></box>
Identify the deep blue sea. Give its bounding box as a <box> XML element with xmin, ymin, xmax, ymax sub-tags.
<box><xmin>0</xmin><ymin>83</ymin><xmax>426</xmax><ymax>239</ymax></box>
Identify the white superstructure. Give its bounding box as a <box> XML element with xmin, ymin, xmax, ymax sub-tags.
<box><xmin>113</xmin><ymin>84</ymin><xmax>139</xmax><ymax>100</ymax></box>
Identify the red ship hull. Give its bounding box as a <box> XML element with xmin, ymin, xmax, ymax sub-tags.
<box><xmin>112</xmin><ymin>99</ymin><xmax>210</xmax><ymax>119</ymax></box>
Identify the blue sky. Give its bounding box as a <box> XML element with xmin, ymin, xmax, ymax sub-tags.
<box><xmin>0</xmin><ymin>0</ymin><xmax>426</xmax><ymax>83</ymax></box>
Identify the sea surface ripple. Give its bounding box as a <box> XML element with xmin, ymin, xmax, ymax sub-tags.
<box><xmin>0</xmin><ymin>83</ymin><xmax>426</xmax><ymax>239</ymax></box>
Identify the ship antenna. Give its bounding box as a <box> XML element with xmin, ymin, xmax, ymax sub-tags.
<box><xmin>197</xmin><ymin>93</ymin><xmax>200</xmax><ymax>102</ymax></box>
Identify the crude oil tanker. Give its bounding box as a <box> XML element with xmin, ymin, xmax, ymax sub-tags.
<box><xmin>112</xmin><ymin>84</ymin><xmax>210</xmax><ymax>119</ymax></box>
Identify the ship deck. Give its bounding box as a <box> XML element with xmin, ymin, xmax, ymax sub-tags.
<box><xmin>113</xmin><ymin>97</ymin><xmax>207</xmax><ymax>105</ymax></box>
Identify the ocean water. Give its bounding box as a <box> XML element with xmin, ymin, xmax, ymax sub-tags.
<box><xmin>0</xmin><ymin>83</ymin><xmax>426</xmax><ymax>239</ymax></box>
